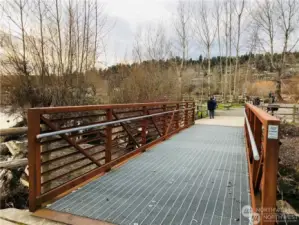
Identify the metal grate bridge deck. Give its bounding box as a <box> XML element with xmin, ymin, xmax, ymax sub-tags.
<box><xmin>48</xmin><ymin>125</ymin><xmax>251</xmax><ymax>225</ymax></box>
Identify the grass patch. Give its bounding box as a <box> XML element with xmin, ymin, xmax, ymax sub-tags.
<box><xmin>217</xmin><ymin>103</ymin><xmax>244</xmax><ymax>109</ymax></box>
<box><xmin>197</xmin><ymin>110</ymin><xmax>208</xmax><ymax>119</ymax></box>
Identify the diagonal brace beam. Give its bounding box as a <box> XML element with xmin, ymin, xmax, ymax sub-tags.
<box><xmin>112</xmin><ymin>111</ymin><xmax>140</xmax><ymax>148</ymax></box>
<box><xmin>165</xmin><ymin>111</ymin><xmax>176</xmax><ymax>135</ymax></box>
<box><xmin>146</xmin><ymin>109</ymin><xmax>163</xmax><ymax>137</ymax></box>
<box><xmin>40</xmin><ymin>116</ymin><xmax>102</xmax><ymax>167</ymax></box>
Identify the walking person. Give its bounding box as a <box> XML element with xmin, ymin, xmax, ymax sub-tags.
<box><xmin>207</xmin><ymin>97</ymin><xmax>216</xmax><ymax>119</ymax></box>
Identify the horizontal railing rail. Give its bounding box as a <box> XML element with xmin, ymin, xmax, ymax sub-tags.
<box><xmin>36</xmin><ymin>107</ymin><xmax>194</xmax><ymax>139</ymax></box>
<box><xmin>244</xmin><ymin>111</ymin><xmax>260</xmax><ymax>161</ymax></box>
<box><xmin>244</xmin><ymin>103</ymin><xmax>280</xmax><ymax>225</ymax></box>
<box><xmin>28</xmin><ymin>101</ymin><xmax>195</xmax><ymax>212</ymax></box>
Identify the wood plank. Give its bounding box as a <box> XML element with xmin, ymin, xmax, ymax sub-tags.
<box><xmin>0</xmin><ymin>158</ymin><xmax>28</xmax><ymax>169</ymax></box>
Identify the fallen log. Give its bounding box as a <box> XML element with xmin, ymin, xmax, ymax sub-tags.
<box><xmin>0</xmin><ymin>127</ymin><xmax>28</xmax><ymax>136</ymax></box>
<box><xmin>5</xmin><ymin>140</ymin><xmax>28</xmax><ymax>156</ymax></box>
<box><xmin>0</xmin><ymin>158</ymin><xmax>28</xmax><ymax>169</ymax></box>
<box><xmin>20</xmin><ymin>172</ymin><xmax>29</xmax><ymax>187</ymax></box>
<box><xmin>0</xmin><ymin>125</ymin><xmax>47</xmax><ymax>136</ymax></box>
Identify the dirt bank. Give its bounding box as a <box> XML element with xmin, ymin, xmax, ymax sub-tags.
<box><xmin>277</xmin><ymin>122</ymin><xmax>299</xmax><ymax>223</ymax></box>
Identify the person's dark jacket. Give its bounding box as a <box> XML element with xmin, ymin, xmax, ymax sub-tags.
<box><xmin>207</xmin><ymin>99</ymin><xmax>216</xmax><ymax>111</ymax></box>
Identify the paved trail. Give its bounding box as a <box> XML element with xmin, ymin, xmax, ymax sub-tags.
<box><xmin>196</xmin><ymin>108</ymin><xmax>244</xmax><ymax>127</ymax></box>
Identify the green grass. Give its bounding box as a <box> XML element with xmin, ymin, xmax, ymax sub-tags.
<box><xmin>197</xmin><ymin>110</ymin><xmax>208</xmax><ymax>118</ymax></box>
<box><xmin>217</xmin><ymin>103</ymin><xmax>244</xmax><ymax>109</ymax></box>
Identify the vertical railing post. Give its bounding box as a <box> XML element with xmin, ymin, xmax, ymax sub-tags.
<box><xmin>105</xmin><ymin>108</ymin><xmax>112</xmax><ymax>171</ymax></box>
<box><xmin>28</xmin><ymin>109</ymin><xmax>41</xmax><ymax>212</ymax></box>
<box><xmin>192</xmin><ymin>102</ymin><xmax>195</xmax><ymax>124</ymax></box>
<box><xmin>260</xmin><ymin>120</ymin><xmax>280</xmax><ymax>225</ymax></box>
<box><xmin>142</xmin><ymin>106</ymin><xmax>148</xmax><ymax>147</ymax></box>
<box><xmin>184</xmin><ymin>102</ymin><xmax>188</xmax><ymax>127</ymax></box>
<box><xmin>176</xmin><ymin>103</ymin><xmax>180</xmax><ymax>130</ymax></box>
<box><xmin>163</xmin><ymin>104</ymin><xmax>167</xmax><ymax>136</ymax></box>
<box><xmin>250</xmin><ymin>111</ymin><xmax>254</xmax><ymax>131</ymax></box>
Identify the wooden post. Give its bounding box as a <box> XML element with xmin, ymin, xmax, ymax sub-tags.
<box><xmin>184</xmin><ymin>102</ymin><xmax>188</xmax><ymax>127</ymax></box>
<box><xmin>28</xmin><ymin>109</ymin><xmax>41</xmax><ymax>212</ymax></box>
<box><xmin>141</xmin><ymin>106</ymin><xmax>148</xmax><ymax>147</ymax></box>
<box><xmin>293</xmin><ymin>105</ymin><xmax>296</xmax><ymax>123</ymax></box>
<box><xmin>163</xmin><ymin>104</ymin><xmax>167</xmax><ymax>136</ymax></box>
<box><xmin>260</xmin><ymin>120</ymin><xmax>280</xmax><ymax>225</ymax></box>
<box><xmin>192</xmin><ymin>102</ymin><xmax>195</xmax><ymax>124</ymax></box>
<box><xmin>105</xmin><ymin>109</ymin><xmax>112</xmax><ymax>171</ymax></box>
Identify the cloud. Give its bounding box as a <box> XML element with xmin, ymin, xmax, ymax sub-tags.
<box><xmin>102</xmin><ymin>0</ymin><xmax>175</xmax><ymax>65</ymax></box>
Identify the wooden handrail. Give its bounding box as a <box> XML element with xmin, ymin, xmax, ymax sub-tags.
<box><xmin>245</xmin><ymin>103</ymin><xmax>280</xmax><ymax>225</ymax></box>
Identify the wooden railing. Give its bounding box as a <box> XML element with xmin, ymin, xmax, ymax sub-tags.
<box><xmin>260</xmin><ymin>104</ymin><xmax>299</xmax><ymax>123</ymax></box>
<box><xmin>245</xmin><ymin>103</ymin><xmax>280</xmax><ymax>225</ymax></box>
<box><xmin>28</xmin><ymin>101</ymin><xmax>195</xmax><ymax>212</ymax></box>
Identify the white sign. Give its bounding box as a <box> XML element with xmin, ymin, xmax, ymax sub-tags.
<box><xmin>268</xmin><ymin>125</ymin><xmax>279</xmax><ymax>139</ymax></box>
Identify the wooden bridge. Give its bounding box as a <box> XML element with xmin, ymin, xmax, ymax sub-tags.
<box><xmin>27</xmin><ymin>102</ymin><xmax>280</xmax><ymax>225</ymax></box>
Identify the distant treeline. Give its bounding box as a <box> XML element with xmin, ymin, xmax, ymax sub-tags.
<box><xmin>100</xmin><ymin>51</ymin><xmax>299</xmax><ymax>76</ymax></box>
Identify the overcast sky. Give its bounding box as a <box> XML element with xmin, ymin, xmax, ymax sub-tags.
<box><xmin>99</xmin><ymin>0</ymin><xmax>299</xmax><ymax>67</ymax></box>
<box><xmin>101</xmin><ymin>0</ymin><xmax>176</xmax><ymax>66</ymax></box>
<box><xmin>99</xmin><ymin>0</ymin><xmax>259</xmax><ymax>66</ymax></box>
<box><xmin>1</xmin><ymin>0</ymin><xmax>298</xmax><ymax>67</ymax></box>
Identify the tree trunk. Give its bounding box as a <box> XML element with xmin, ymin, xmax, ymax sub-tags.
<box><xmin>207</xmin><ymin>47</ymin><xmax>211</xmax><ymax>96</ymax></box>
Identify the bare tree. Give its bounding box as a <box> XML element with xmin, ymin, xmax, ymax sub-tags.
<box><xmin>2</xmin><ymin>0</ymin><xmax>29</xmax><ymax>78</ymax></box>
<box><xmin>93</xmin><ymin>0</ymin><xmax>99</xmax><ymax>68</ymax></box>
<box><xmin>223</xmin><ymin>0</ymin><xmax>230</xmax><ymax>102</ymax></box>
<box><xmin>0</xmin><ymin>0</ymin><xmax>111</xmax><ymax>116</ymax></box>
<box><xmin>55</xmin><ymin>0</ymin><xmax>63</xmax><ymax>75</ymax></box>
<box><xmin>228</xmin><ymin>0</ymin><xmax>233</xmax><ymax>99</ymax></box>
<box><xmin>275</xmin><ymin>0</ymin><xmax>299</xmax><ymax>100</ymax></box>
<box><xmin>173</xmin><ymin>0</ymin><xmax>191</xmax><ymax>100</ymax></box>
<box><xmin>132</xmin><ymin>24</ymin><xmax>171</xmax><ymax>65</ymax></box>
<box><xmin>132</xmin><ymin>26</ymin><xmax>144</xmax><ymax>63</ymax></box>
<box><xmin>37</xmin><ymin>0</ymin><xmax>47</xmax><ymax>81</ymax></box>
<box><xmin>146</xmin><ymin>24</ymin><xmax>171</xmax><ymax>61</ymax></box>
<box><xmin>244</xmin><ymin>23</ymin><xmax>261</xmax><ymax>95</ymax></box>
<box><xmin>233</xmin><ymin>0</ymin><xmax>245</xmax><ymax>98</ymax></box>
<box><xmin>66</xmin><ymin>0</ymin><xmax>75</xmax><ymax>74</ymax></box>
<box><xmin>192</xmin><ymin>0</ymin><xmax>217</xmax><ymax>96</ymax></box>
<box><xmin>254</xmin><ymin>0</ymin><xmax>276</xmax><ymax>71</ymax></box>
<box><xmin>215</xmin><ymin>0</ymin><xmax>224</xmax><ymax>96</ymax></box>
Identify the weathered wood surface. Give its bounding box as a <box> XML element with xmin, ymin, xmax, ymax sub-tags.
<box><xmin>0</xmin><ymin>158</ymin><xmax>28</xmax><ymax>169</ymax></box>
